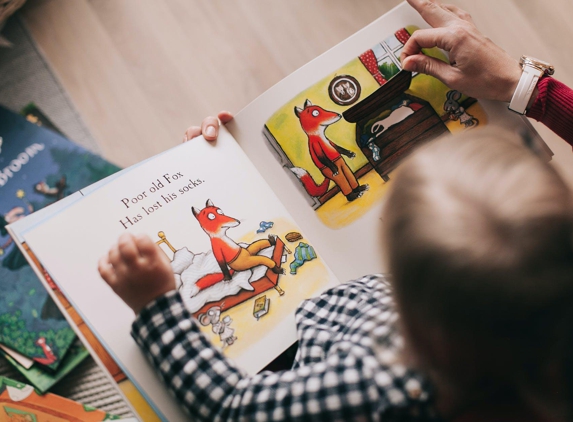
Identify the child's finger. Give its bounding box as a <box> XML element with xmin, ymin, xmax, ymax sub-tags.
<box><xmin>133</xmin><ymin>233</ymin><xmax>159</xmax><ymax>259</ymax></box>
<box><xmin>108</xmin><ymin>244</ymin><xmax>122</xmax><ymax>268</ymax></box>
<box><xmin>201</xmin><ymin>116</ymin><xmax>220</xmax><ymax>142</ymax></box>
<box><xmin>98</xmin><ymin>256</ymin><xmax>117</xmax><ymax>286</ymax></box>
<box><xmin>184</xmin><ymin>126</ymin><xmax>202</xmax><ymax>142</ymax></box>
<box><xmin>118</xmin><ymin>232</ymin><xmax>139</xmax><ymax>263</ymax></box>
<box><xmin>218</xmin><ymin>111</ymin><xmax>234</xmax><ymax>124</ymax></box>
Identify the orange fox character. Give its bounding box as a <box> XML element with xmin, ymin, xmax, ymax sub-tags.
<box><xmin>192</xmin><ymin>200</ymin><xmax>283</xmax><ymax>282</ymax></box>
<box><xmin>34</xmin><ymin>337</ymin><xmax>57</xmax><ymax>366</ymax></box>
<box><xmin>293</xmin><ymin>100</ymin><xmax>368</xmax><ymax>201</ymax></box>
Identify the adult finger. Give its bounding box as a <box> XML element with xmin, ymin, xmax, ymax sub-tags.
<box><xmin>183</xmin><ymin>126</ymin><xmax>202</xmax><ymax>142</ymax></box>
<box><xmin>442</xmin><ymin>4</ymin><xmax>474</xmax><ymax>24</ymax></box>
<box><xmin>217</xmin><ymin>111</ymin><xmax>234</xmax><ymax>124</ymax></box>
<box><xmin>400</xmin><ymin>27</ymin><xmax>456</xmax><ymax>60</ymax></box>
<box><xmin>201</xmin><ymin>116</ymin><xmax>220</xmax><ymax>142</ymax></box>
<box><xmin>402</xmin><ymin>54</ymin><xmax>458</xmax><ymax>88</ymax></box>
<box><xmin>406</xmin><ymin>0</ymin><xmax>456</xmax><ymax>28</ymax></box>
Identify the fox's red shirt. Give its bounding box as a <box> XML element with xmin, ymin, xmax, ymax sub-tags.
<box><xmin>210</xmin><ymin>236</ymin><xmax>241</xmax><ymax>265</ymax></box>
<box><xmin>308</xmin><ymin>134</ymin><xmax>342</xmax><ymax>170</ymax></box>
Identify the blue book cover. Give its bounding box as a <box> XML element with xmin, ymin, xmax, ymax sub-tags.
<box><xmin>0</xmin><ymin>105</ymin><xmax>120</xmax><ymax>370</ymax></box>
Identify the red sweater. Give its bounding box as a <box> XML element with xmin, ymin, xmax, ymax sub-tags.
<box><xmin>308</xmin><ymin>134</ymin><xmax>342</xmax><ymax>170</ymax></box>
<box><xmin>526</xmin><ymin>76</ymin><xmax>573</xmax><ymax>145</ymax></box>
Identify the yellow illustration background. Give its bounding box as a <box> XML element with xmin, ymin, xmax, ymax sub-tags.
<box><xmin>266</xmin><ymin>57</ymin><xmax>378</xmax><ymax>184</ymax></box>
<box><xmin>265</xmin><ymin>25</ymin><xmax>488</xmax><ymax>229</ymax></box>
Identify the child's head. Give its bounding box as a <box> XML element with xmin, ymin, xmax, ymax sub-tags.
<box><xmin>383</xmin><ymin>129</ymin><xmax>573</xmax><ymax>416</ymax></box>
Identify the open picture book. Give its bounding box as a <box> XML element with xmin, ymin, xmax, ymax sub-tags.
<box><xmin>6</xmin><ymin>2</ymin><xmax>551</xmax><ymax>420</ymax></box>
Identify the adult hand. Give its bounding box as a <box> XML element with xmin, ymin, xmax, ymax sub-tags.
<box><xmin>401</xmin><ymin>0</ymin><xmax>522</xmax><ymax>102</ymax></box>
<box><xmin>183</xmin><ymin>111</ymin><xmax>234</xmax><ymax>143</ymax></box>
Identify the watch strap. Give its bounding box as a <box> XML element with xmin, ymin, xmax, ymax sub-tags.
<box><xmin>509</xmin><ymin>64</ymin><xmax>544</xmax><ymax>115</ymax></box>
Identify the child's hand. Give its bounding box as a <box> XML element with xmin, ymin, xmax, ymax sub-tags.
<box><xmin>98</xmin><ymin>233</ymin><xmax>176</xmax><ymax>315</ymax></box>
<box><xmin>183</xmin><ymin>111</ymin><xmax>234</xmax><ymax>143</ymax></box>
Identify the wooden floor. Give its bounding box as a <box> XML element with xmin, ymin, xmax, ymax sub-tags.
<box><xmin>21</xmin><ymin>0</ymin><xmax>573</xmax><ymax>183</ymax></box>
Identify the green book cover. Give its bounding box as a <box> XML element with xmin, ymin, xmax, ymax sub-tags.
<box><xmin>1</xmin><ymin>341</ymin><xmax>90</xmax><ymax>394</ymax></box>
<box><xmin>0</xmin><ymin>104</ymin><xmax>120</xmax><ymax>371</ymax></box>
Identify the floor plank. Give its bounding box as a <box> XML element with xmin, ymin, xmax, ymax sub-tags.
<box><xmin>23</xmin><ymin>0</ymin><xmax>175</xmax><ymax>166</ymax></box>
<box><xmin>22</xmin><ymin>0</ymin><xmax>401</xmax><ymax>165</ymax></box>
<box><xmin>21</xmin><ymin>0</ymin><xmax>573</xmax><ymax>183</ymax></box>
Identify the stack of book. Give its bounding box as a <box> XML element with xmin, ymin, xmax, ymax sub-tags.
<box><xmin>0</xmin><ymin>104</ymin><xmax>121</xmax><ymax>394</ymax></box>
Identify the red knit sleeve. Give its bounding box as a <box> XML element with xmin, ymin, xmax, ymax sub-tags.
<box><xmin>526</xmin><ymin>76</ymin><xmax>573</xmax><ymax>146</ymax></box>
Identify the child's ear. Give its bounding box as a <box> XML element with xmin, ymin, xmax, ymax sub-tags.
<box><xmin>294</xmin><ymin>106</ymin><xmax>303</xmax><ymax>117</ymax></box>
<box><xmin>192</xmin><ymin>206</ymin><xmax>199</xmax><ymax>218</ymax></box>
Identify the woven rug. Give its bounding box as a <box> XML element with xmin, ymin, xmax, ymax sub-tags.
<box><xmin>0</xmin><ymin>14</ymin><xmax>99</xmax><ymax>152</ymax></box>
<box><xmin>0</xmin><ymin>14</ymin><xmax>133</xmax><ymax>418</ymax></box>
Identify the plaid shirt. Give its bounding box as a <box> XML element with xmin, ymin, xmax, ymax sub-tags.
<box><xmin>132</xmin><ymin>274</ymin><xmax>440</xmax><ymax>421</ymax></box>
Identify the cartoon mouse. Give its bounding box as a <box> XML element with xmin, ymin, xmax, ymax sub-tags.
<box><xmin>198</xmin><ymin>306</ymin><xmax>237</xmax><ymax>348</ymax></box>
<box><xmin>444</xmin><ymin>90</ymin><xmax>479</xmax><ymax>128</ymax></box>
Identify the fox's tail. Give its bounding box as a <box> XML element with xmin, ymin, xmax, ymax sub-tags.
<box><xmin>195</xmin><ymin>269</ymin><xmax>236</xmax><ymax>290</ymax></box>
<box><xmin>289</xmin><ymin>167</ymin><xmax>330</xmax><ymax>197</ymax></box>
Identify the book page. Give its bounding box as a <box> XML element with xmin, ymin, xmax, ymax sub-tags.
<box><xmin>20</xmin><ymin>129</ymin><xmax>336</xmax><ymax>421</ymax></box>
<box><xmin>228</xmin><ymin>1</ymin><xmax>549</xmax><ymax>283</ymax></box>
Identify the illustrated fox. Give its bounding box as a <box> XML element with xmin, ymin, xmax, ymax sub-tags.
<box><xmin>192</xmin><ymin>199</ymin><xmax>283</xmax><ymax>283</ymax></box>
<box><xmin>292</xmin><ymin>100</ymin><xmax>368</xmax><ymax>201</ymax></box>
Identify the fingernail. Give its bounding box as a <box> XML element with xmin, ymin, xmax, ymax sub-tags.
<box><xmin>403</xmin><ymin>61</ymin><xmax>415</xmax><ymax>72</ymax></box>
<box><xmin>183</xmin><ymin>135</ymin><xmax>187</xmax><ymax>143</ymax></box>
<box><xmin>205</xmin><ymin>125</ymin><xmax>216</xmax><ymax>138</ymax></box>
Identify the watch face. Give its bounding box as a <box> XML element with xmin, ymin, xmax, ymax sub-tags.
<box><xmin>520</xmin><ymin>56</ymin><xmax>555</xmax><ymax>75</ymax></box>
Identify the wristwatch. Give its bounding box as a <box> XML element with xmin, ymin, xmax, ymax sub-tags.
<box><xmin>508</xmin><ymin>56</ymin><xmax>555</xmax><ymax>115</ymax></box>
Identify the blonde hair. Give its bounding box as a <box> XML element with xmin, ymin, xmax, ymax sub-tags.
<box><xmin>383</xmin><ymin>129</ymin><xmax>573</xmax><ymax>415</ymax></box>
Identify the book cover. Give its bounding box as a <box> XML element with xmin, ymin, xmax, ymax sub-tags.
<box><xmin>0</xmin><ymin>340</ymin><xmax>90</xmax><ymax>394</ymax></box>
<box><xmin>20</xmin><ymin>102</ymin><xmax>64</xmax><ymax>135</ymax></box>
<box><xmin>0</xmin><ymin>105</ymin><xmax>120</xmax><ymax>370</ymax></box>
<box><xmin>0</xmin><ymin>376</ymin><xmax>128</xmax><ymax>421</ymax></box>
